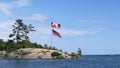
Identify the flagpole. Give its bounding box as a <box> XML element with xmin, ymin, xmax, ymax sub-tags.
<box><xmin>50</xmin><ymin>31</ymin><xmax>53</xmax><ymax>46</ymax></box>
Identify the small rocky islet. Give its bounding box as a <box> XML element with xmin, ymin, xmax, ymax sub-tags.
<box><xmin>0</xmin><ymin>48</ymin><xmax>76</xmax><ymax>59</ymax></box>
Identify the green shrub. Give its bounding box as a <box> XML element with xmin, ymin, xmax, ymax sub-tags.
<box><xmin>51</xmin><ymin>52</ymin><xmax>60</xmax><ymax>57</ymax></box>
<box><xmin>56</xmin><ymin>55</ymin><xmax>64</xmax><ymax>59</ymax></box>
<box><xmin>70</xmin><ymin>52</ymin><xmax>79</xmax><ymax>58</ymax></box>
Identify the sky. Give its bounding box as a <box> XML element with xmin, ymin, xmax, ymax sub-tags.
<box><xmin>0</xmin><ymin>0</ymin><xmax>120</xmax><ymax>55</ymax></box>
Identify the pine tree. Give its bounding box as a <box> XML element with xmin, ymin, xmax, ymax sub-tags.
<box><xmin>77</xmin><ymin>48</ymin><xmax>82</xmax><ymax>56</ymax></box>
<box><xmin>9</xmin><ymin>19</ymin><xmax>35</xmax><ymax>43</ymax></box>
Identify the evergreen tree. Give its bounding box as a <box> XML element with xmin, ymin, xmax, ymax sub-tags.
<box><xmin>44</xmin><ymin>44</ymin><xmax>48</xmax><ymax>49</ymax></box>
<box><xmin>77</xmin><ymin>48</ymin><xmax>82</xmax><ymax>56</ymax></box>
<box><xmin>9</xmin><ymin>19</ymin><xmax>35</xmax><ymax>43</ymax></box>
<box><xmin>0</xmin><ymin>39</ymin><xmax>6</xmax><ymax>51</ymax></box>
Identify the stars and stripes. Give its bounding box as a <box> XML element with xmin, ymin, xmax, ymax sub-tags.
<box><xmin>52</xmin><ymin>29</ymin><xmax>62</xmax><ymax>38</ymax></box>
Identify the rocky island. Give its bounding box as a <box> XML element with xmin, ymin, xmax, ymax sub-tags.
<box><xmin>0</xmin><ymin>19</ymin><xmax>81</xmax><ymax>59</ymax></box>
<box><xmin>0</xmin><ymin>48</ymin><xmax>80</xmax><ymax>59</ymax></box>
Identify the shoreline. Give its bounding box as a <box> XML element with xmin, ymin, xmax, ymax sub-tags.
<box><xmin>0</xmin><ymin>48</ymin><xmax>73</xmax><ymax>59</ymax></box>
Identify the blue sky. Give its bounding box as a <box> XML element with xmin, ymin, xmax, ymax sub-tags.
<box><xmin>0</xmin><ymin>0</ymin><xmax>120</xmax><ymax>55</ymax></box>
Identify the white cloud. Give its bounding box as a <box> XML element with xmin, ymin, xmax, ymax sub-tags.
<box><xmin>30</xmin><ymin>26</ymin><xmax>102</xmax><ymax>39</ymax></box>
<box><xmin>77</xmin><ymin>19</ymin><xmax>104</xmax><ymax>23</ymax></box>
<box><xmin>28</xmin><ymin>26</ymin><xmax>99</xmax><ymax>44</ymax></box>
<box><xmin>0</xmin><ymin>0</ymin><xmax>49</xmax><ymax>23</ymax></box>
<box><xmin>59</xmin><ymin>28</ymin><xmax>100</xmax><ymax>37</ymax></box>
<box><xmin>0</xmin><ymin>2</ymin><xmax>12</xmax><ymax>16</ymax></box>
<box><xmin>0</xmin><ymin>0</ymin><xmax>49</xmax><ymax>22</ymax></box>
<box><xmin>59</xmin><ymin>27</ymin><xmax>109</xmax><ymax>37</ymax></box>
<box><xmin>27</xmin><ymin>26</ymin><xmax>104</xmax><ymax>45</ymax></box>
<box><xmin>24</xmin><ymin>14</ymin><xmax>49</xmax><ymax>22</ymax></box>
<box><xmin>12</xmin><ymin>0</ymin><xmax>31</xmax><ymax>7</ymax></box>
<box><xmin>0</xmin><ymin>21</ymin><xmax>14</xmax><ymax>41</ymax></box>
<box><xmin>0</xmin><ymin>0</ymin><xmax>31</xmax><ymax>16</ymax></box>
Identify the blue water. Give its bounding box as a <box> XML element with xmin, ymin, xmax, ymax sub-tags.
<box><xmin>0</xmin><ymin>55</ymin><xmax>120</xmax><ymax>68</ymax></box>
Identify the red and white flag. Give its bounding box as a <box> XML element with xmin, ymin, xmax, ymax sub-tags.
<box><xmin>52</xmin><ymin>29</ymin><xmax>62</xmax><ymax>38</ymax></box>
<box><xmin>51</xmin><ymin>22</ymin><xmax>61</xmax><ymax>28</ymax></box>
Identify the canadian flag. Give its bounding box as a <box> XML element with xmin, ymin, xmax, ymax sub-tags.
<box><xmin>51</xmin><ymin>22</ymin><xmax>61</xmax><ymax>28</ymax></box>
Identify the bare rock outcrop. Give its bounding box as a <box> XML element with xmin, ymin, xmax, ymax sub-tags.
<box><xmin>8</xmin><ymin>48</ymin><xmax>71</xmax><ymax>59</ymax></box>
<box><xmin>0</xmin><ymin>51</ymin><xmax>7</xmax><ymax>58</ymax></box>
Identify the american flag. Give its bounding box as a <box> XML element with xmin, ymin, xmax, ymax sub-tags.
<box><xmin>52</xmin><ymin>29</ymin><xmax>62</xmax><ymax>38</ymax></box>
